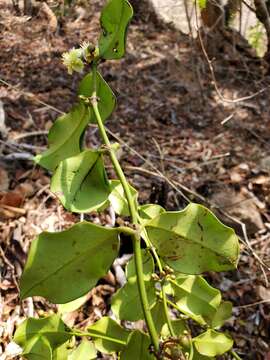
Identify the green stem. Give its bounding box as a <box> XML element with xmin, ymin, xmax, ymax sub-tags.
<box><xmin>90</xmin><ymin>64</ymin><xmax>159</xmax><ymax>353</ymax></box>
<box><xmin>230</xmin><ymin>350</ymin><xmax>242</xmax><ymax>360</ymax></box>
<box><xmin>141</xmin><ymin>227</ymin><xmax>175</xmax><ymax>338</ymax></box>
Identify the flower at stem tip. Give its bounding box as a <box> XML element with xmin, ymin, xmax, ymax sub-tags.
<box><xmin>62</xmin><ymin>48</ymin><xmax>84</xmax><ymax>75</ymax></box>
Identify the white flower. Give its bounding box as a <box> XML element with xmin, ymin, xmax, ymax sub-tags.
<box><xmin>62</xmin><ymin>48</ymin><xmax>84</xmax><ymax>75</ymax></box>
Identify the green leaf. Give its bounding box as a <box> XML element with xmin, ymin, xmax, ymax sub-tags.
<box><xmin>22</xmin><ymin>336</ymin><xmax>52</xmax><ymax>360</ymax></box>
<box><xmin>211</xmin><ymin>301</ymin><xmax>232</xmax><ymax>329</ymax></box>
<box><xmin>191</xmin><ymin>346</ymin><xmax>214</xmax><ymax>360</ymax></box>
<box><xmin>111</xmin><ymin>249</ymin><xmax>156</xmax><ymax>320</ymax></box>
<box><xmin>88</xmin><ymin>317</ymin><xmax>129</xmax><ymax>354</ymax></box>
<box><xmin>20</xmin><ymin>222</ymin><xmax>120</xmax><ymax>303</ymax></box>
<box><xmin>35</xmin><ymin>103</ymin><xmax>90</xmax><ymax>171</ymax></box>
<box><xmin>120</xmin><ymin>331</ymin><xmax>154</xmax><ymax>360</ymax></box>
<box><xmin>51</xmin><ymin>150</ymin><xmax>110</xmax><ymax>213</ymax></box>
<box><xmin>171</xmin><ymin>275</ymin><xmax>221</xmax><ymax>325</ymax></box>
<box><xmin>109</xmin><ymin>179</ymin><xmax>138</xmax><ymax>216</ymax></box>
<box><xmin>126</xmin><ymin>249</ymin><xmax>154</xmax><ymax>281</ymax></box>
<box><xmin>198</xmin><ymin>0</ymin><xmax>207</xmax><ymax>10</ymax></box>
<box><xmin>14</xmin><ymin>315</ymin><xmax>71</xmax><ymax>360</ymax></box>
<box><xmin>161</xmin><ymin>319</ymin><xmax>187</xmax><ymax>338</ymax></box>
<box><xmin>99</xmin><ymin>0</ymin><xmax>133</xmax><ymax>60</ymax></box>
<box><xmin>193</xmin><ymin>330</ymin><xmax>233</xmax><ymax>356</ymax></box>
<box><xmin>53</xmin><ymin>343</ymin><xmax>68</xmax><ymax>360</ymax></box>
<box><xmin>68</xmin><ymin>340</ymin><xmax>96</xmax><ymax>360</ymax></box>
<box><xmin>146</xmin><ymin>203</ymin><xmax>240</xmax><ymax>274</ymax></box>
<box><xmin>78</xmin><ymin>71</ymin><xmax>116</xmax><ymax>124</ymax></box>
<box><xmin>111</xmin><ymin>278</ymin><xmax>156</xmax><ymax>321</ymax></box>
<box><xmin>138</xmin><ymin>204</ymin><xmax>165</xmax><ymax>225</ymax></box>
<box><xmin>150</xmin><ymin>301</ymin><xmax>167</xmax><ymax>335</ymax></box>
<box><xmin>58</xmin><ymin>294</ymin><xmax>89</xmax><ymax>314</ymax></box>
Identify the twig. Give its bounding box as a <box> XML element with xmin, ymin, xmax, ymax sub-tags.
<box><xmin>221</xmin><ymin>112</ymin><xmax>236</xmax><ymax>125</ymax></box>
<box><xmin>242</xmin><ymin>0</ymin><xmax>256</xmax><ymax>13</ymax></box>
<box><xmin>194</xmin><ymin>2</ymin><xmax>268</xmax><ymax>104</ymax></box>
<box><xmin>0</xmin><ymin>78</ymin><xmax>64</xmax><ymax>114</ymax></box>
<box><xmin>0</xmin><ymin>204</ymin><xmax>26</xmax><ymax>215</ymax></box>
<box><xmin>13</xmin><ymin>130</ymin><xmax>48</xmax><ymax>140</ymax></box>
<box><xmin>236</xmin><ymin>299</ymin><xmax>270</xmax><ymax>308</ymax></box>
<box><xmin>0</xmin><ymin>152</ymin><xmax>33</xmax><ymax>161</ymax></box>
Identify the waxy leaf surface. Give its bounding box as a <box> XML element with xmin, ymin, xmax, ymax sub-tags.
<box><xmin>193</xmin><ymin>329</ymin><xmax>233</xmax><ymax>356</ymax></box>
<box><xmin>171</xmin><ymin>275</ymin><xmax>221</xmax><ymax>325</ymax></box>
<box><xmin>78</xmin><ymin>71</ymin><xmax>116</xmax><ymax>123</ymax></box>
<box><xmin>20</xmin><ymin>222</ymin><xmax>119</xmax><ymax>303</ymax></box>
<box><xmin>99</xmin><ymin>0</ymin><xmax>133</xmax><ymax>59</ymax></box>
<box><xmin>14</xmin><ymin>315</ymin><xmax>71</xmax><ymax>360</ymax></box>
<box><xmin>35</xmin><ymin>103</ymin><xmax>90</xmax><ymax>171</ymax></box>
<box><xmin>51</xmin><ymin>150</ymin><xmax>110</xmax><ymax>213</ymax></box>
<box><xmin>146</xmin><ymin>203</ymin><xmax>240</xmax><ymax>274</ymax></box>
<box><xmin>88</xmin><ymin>317</ymin><xmax>129</xmax><ymax>354</ymax></box>
<box><xmin>120</xmin><ymin>331</ymin><xmax>154</xmax><ymax>360</ymax></box>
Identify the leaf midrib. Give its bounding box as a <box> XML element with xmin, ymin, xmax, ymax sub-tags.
<box><xmin>22</xmin><ymin>232</ymin><xmax>118</xmax><ymax>299</ymax></box>
<box><xmin>146</xmin><ymin>225</ymin><xmax>234</xmax><ymax>263</ymax></box>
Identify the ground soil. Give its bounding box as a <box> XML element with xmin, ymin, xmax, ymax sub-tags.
<box><xmin>0</xmin><ymin>0</ymin><xmax>270</xmax><ymax>359</ymax></box>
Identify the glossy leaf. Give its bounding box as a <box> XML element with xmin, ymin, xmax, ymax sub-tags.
<box><xmin>20</xmin><ymin>222</ymin><xmax>120</xmax><ymax>303</ymax></box>
<box><xmin>88</xmin><ymin>317</ymin><xmax>129</xmax><ymax>354</ymax></box>
<box><xmin>51</xmin><ymin>150</ymin><xmax>110</xmax><ymax>213</ymax></box>
<box><xmin>146</xmin><ymin>203</ymin><xmax>240</xmax><ymax>274</ymax></box>
<box><xmin>14</xmin><ymin>315</ymin><xmax>71</xmax><ymax>360</ymax></box>
<box><xmin>109</xmin><ymin>179</ymin><xmax>138</xmax><ymax>216</ymax></box>
<box><xmin>78</xmin><ymin>71</ymin><xmax>116</xmax><ymax>123</ymax></box>
<box><xmin>111</xmin><ymin>278</ymin><xmax>156</xmax><ymax>321</ymax></box>
<box><xmin>99</xmin><ymin>0</ymin><xmax>133</xmax><ymax>60</ymax></box>
<box><xmin>35</xmin><ymin>103</ymin><xmax>90</xmax><ymax>171</ymax></box>
<box><xmin>193</xmin><ymin>329</ymin><xmax>233</xmax><ymax>356</ymax></box>
<box><xmin>171</xmin><ymin>275</ymin><xmax>221</xmax><ymax>325</ymax></box>
<box><xmin>211</xmin><ymin>301</ymin><xmax>232</xmax><ymax>329</ymax></box>
<box><xmin>120</xmin><ymin>331</ymin><xmax>154</xmax><ymax>360</ymax></box>
<box><xmin>68</xmin><ymin>340</ymin><xmax>96</xmax><ymax>360</ymax></box>
<box><xmin>138</xmin><ymin>204</ymin><xmax>165</xmax><ymax>225</ymax></box>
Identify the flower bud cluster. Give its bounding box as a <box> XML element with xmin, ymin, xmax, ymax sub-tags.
<box><xmin>62</xmin><ymin>42</ymin><xmax>99</xmax><ymax>74</ymax></box>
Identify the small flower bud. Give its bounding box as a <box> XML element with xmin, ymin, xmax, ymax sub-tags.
<box><xmin>151</xmin><ymin>273</ymin><xmax>160</xmax><ymax>281</ymax></box>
